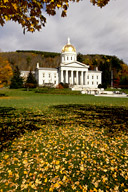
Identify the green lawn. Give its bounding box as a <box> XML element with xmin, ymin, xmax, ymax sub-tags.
<box><xmin>0</xmin><ymin>89</ymin><xmax>128</xmax><ymax>192</ymax></box>
<box><xmin>0</xmin><ymin>88</ymin><xmax>128</xmax><ymax>109</ymax></box>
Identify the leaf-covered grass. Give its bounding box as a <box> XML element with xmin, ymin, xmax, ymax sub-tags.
<box><xmin>0</xmin><ymin>103</ymin><xmax>128</xmax><ymax>191</ymax></box>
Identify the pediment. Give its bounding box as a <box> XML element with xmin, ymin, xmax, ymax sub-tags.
<box><xmin>60</xmin><ymin>61</ymin><xmax>89</xmax><ymax>68</ymax></box>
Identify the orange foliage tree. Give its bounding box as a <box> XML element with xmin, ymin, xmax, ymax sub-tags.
<box><xmin>0</xmin><ymin>0</ymin><xmax>110</xmax><ymax>33</ymax></box>
<box><xmin>0</xmin><ymin>56</ymin><xmax>13</xmax><ymax>88</ymax></box>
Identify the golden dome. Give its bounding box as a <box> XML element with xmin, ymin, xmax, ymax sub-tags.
<box><xmin>62</xmin><ymin>44</ymin><xmax>76</xmax><ymax>53</ymax></box>
<box><xmin>61</xmin><ymin>38</ymin><xmax>76</xmax><ymax>53</ymax></box>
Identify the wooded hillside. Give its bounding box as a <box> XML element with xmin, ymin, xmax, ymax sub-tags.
<box><xmin>77</xmin><ymin>53</ymin><xmax>128</xmax><ymax>88</ymax></box>
<box><xmin>0</xmin><ymin>51</ymin><xmax>60</xmax><ymax>71</ymax></box>
<box><xmin>0</xmin><ymin>51</ymin><xmax>128</xmax><ymax>88</ymax></box>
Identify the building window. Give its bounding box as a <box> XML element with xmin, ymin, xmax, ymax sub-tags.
<box><xmin>54</xmin><ymin>73</ymin><xmax>56</xmax><ymax>78</ymax></box>
<box><xmin>97</xmin><ymin>76</ymin><xmax>98</xmax><ymax>79</ymax></box>
<box><xmin>49</xmin><ymin>73</ymin><xmax>51</xmax><ymax>78</ymax></box>
<box><xmin>87</xmin><ymin>75</ymin><xmax>89</xmax><ymax>79</ymax></box>
<box><xmin>87</xmin><ymin>81</ymin><xmax>89</xmax><ymax>85</ymax></box>
<box><xmin>97</xmin><ymin>82</ymin><xmax>99</xmax><ymax>85</ymax></box>
<box><xmin>71</xmin><ymin>57</ymin><xmax>72</xmax><ymax>60</ymax></box>
<box><xmin>43</xmin><ymin>73</ymin><xmax>45</xmax><ymax>78</ymax></box>
<box><xmin>43</xmin><ymin>80</ymin><xmax>45</xmax><ymax>84</ymax></box>
<box><xmin>92</xmin><ymin>75</ymin><xmax>94</xmax><ymax>79</ymax></box>
<box><xmin>54</xmin><ymin>80</ymin><xmax>56</xmax><ymax>84</ymax></box>
<box><xmin>92</xmin><ymin>81</ymin><xmax>94</xmax><ymax>85</ymax></box>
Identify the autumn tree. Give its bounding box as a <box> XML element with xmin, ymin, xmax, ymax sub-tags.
<box><xmin>10</xmin><ymin>66</ymin><xmax>23</xmax><ymax>88</ymax></box>
<box><xmin>0</xmin><ymin>56</ymin><xmax>13</xmax><ymax>88</ymax></box>
<box><xmin>0</xmin><ymin>0</ymin><xmax>110</xmax><ymax>32</ymax></box>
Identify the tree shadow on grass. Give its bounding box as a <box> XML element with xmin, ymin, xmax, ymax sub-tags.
<box><xmin>0</xmin><ymin>107</ymin><xmax>47</xmax><ymax>151</ymax></box>
<box><xmin>0</xmin><ymin>104</ymin><xmax>128</xmax><ymax>151</ymax></box>
<box><xmin>0</xmin><ymin>93</ymin><xmax>8</xmax><ymax>97</ymax></box>
<box><xmin>52</xmin><ymin>104</ymin><xmax>128</xmax><ymax>136</ymax></box>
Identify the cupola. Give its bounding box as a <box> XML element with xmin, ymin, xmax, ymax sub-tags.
<box><xmin>61</xmin><ymin>38</ymin><xmax>77</xmax><ymax>64</ymax></box>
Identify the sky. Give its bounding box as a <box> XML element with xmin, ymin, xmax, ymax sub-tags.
<box><xmin>0</xmin><ymin>0</ymin><xmax>128</xmax><ymax>64</ymax></box>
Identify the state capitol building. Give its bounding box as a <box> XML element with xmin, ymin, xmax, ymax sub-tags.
<box><xmin>35</xmin><ymin>38</ymin><xmax>102</xmax><ymax>90</ymax></box>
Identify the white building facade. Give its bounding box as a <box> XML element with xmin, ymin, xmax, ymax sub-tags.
<box><xmin>35</xmin><ymin>38</ymin><xmax>102</xmax><ymax>89</ymax></box>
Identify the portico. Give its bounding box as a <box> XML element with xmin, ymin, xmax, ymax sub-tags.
<box><xmin>60</xmin><ymin>69</ymin><xmax>87</xmax><ymax>85</ymax></box>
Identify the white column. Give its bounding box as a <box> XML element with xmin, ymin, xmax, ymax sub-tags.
<box><xmin>71</xmin><ymin>70</ymin><xmax>73</xmax><ymax>85</ymax></box>
<box><xmin>79</xmin><ymin>72</ymin><xmax>81</xmax><ymax>85</ymax></box>
<box><xmin>61</xmin><ymin>70</ymin><xmax>63</xmax><ymax>83</ymax></box>
<box><xmin>81</xmin><ymin>71</ymin><xmax>83</xmax><ymax>85</ymax></box>
<box><xmin>79</xmin><ymin>71</ymin><xmax>80</xmax><ymax>85</ymax></box>
<box><xmin>66</xmin><ymin>70</ymin><xmax>68</xmax><ymax>83</ymax></box>
<box><xmin>76</xmin><ymin>71</ymin><xmax>78</xmax><ymax>85</ymax></box>
<box><xmin>84</xmin><ymin>72</ymin><xmax>86</xmax><ymax>85</ymax></box>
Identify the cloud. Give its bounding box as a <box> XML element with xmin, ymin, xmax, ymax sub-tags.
<box><xmin>0</xmin><ymin>0</ymin><xmax>128</xmax><ymax>64</ymax></box>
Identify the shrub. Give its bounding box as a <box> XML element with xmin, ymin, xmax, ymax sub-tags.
<box><xmin>56</xmin><ymin>83</ymin><xmax>64</xmax><ymax>89</ymax></box>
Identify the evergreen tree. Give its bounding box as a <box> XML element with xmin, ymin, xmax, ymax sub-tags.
<box><xmin>25</xmin><ymin>70</ymin><xmax>37</xmax><ymax>88</ymax></box>
<box><xmin>10</xmin><ymin>66</ymin><xmax>23</xmax><ymax>89</ymax></box>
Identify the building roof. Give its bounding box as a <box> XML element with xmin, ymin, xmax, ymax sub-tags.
<box><xmin>88</xmin><ymin>70</ymin><xmax>102</xmax><ymax>73</ymax></box>
<box><xmin>37</xmin><ymin>68</ymin><xmax>57</xmax><ymax>71</ymax></box>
